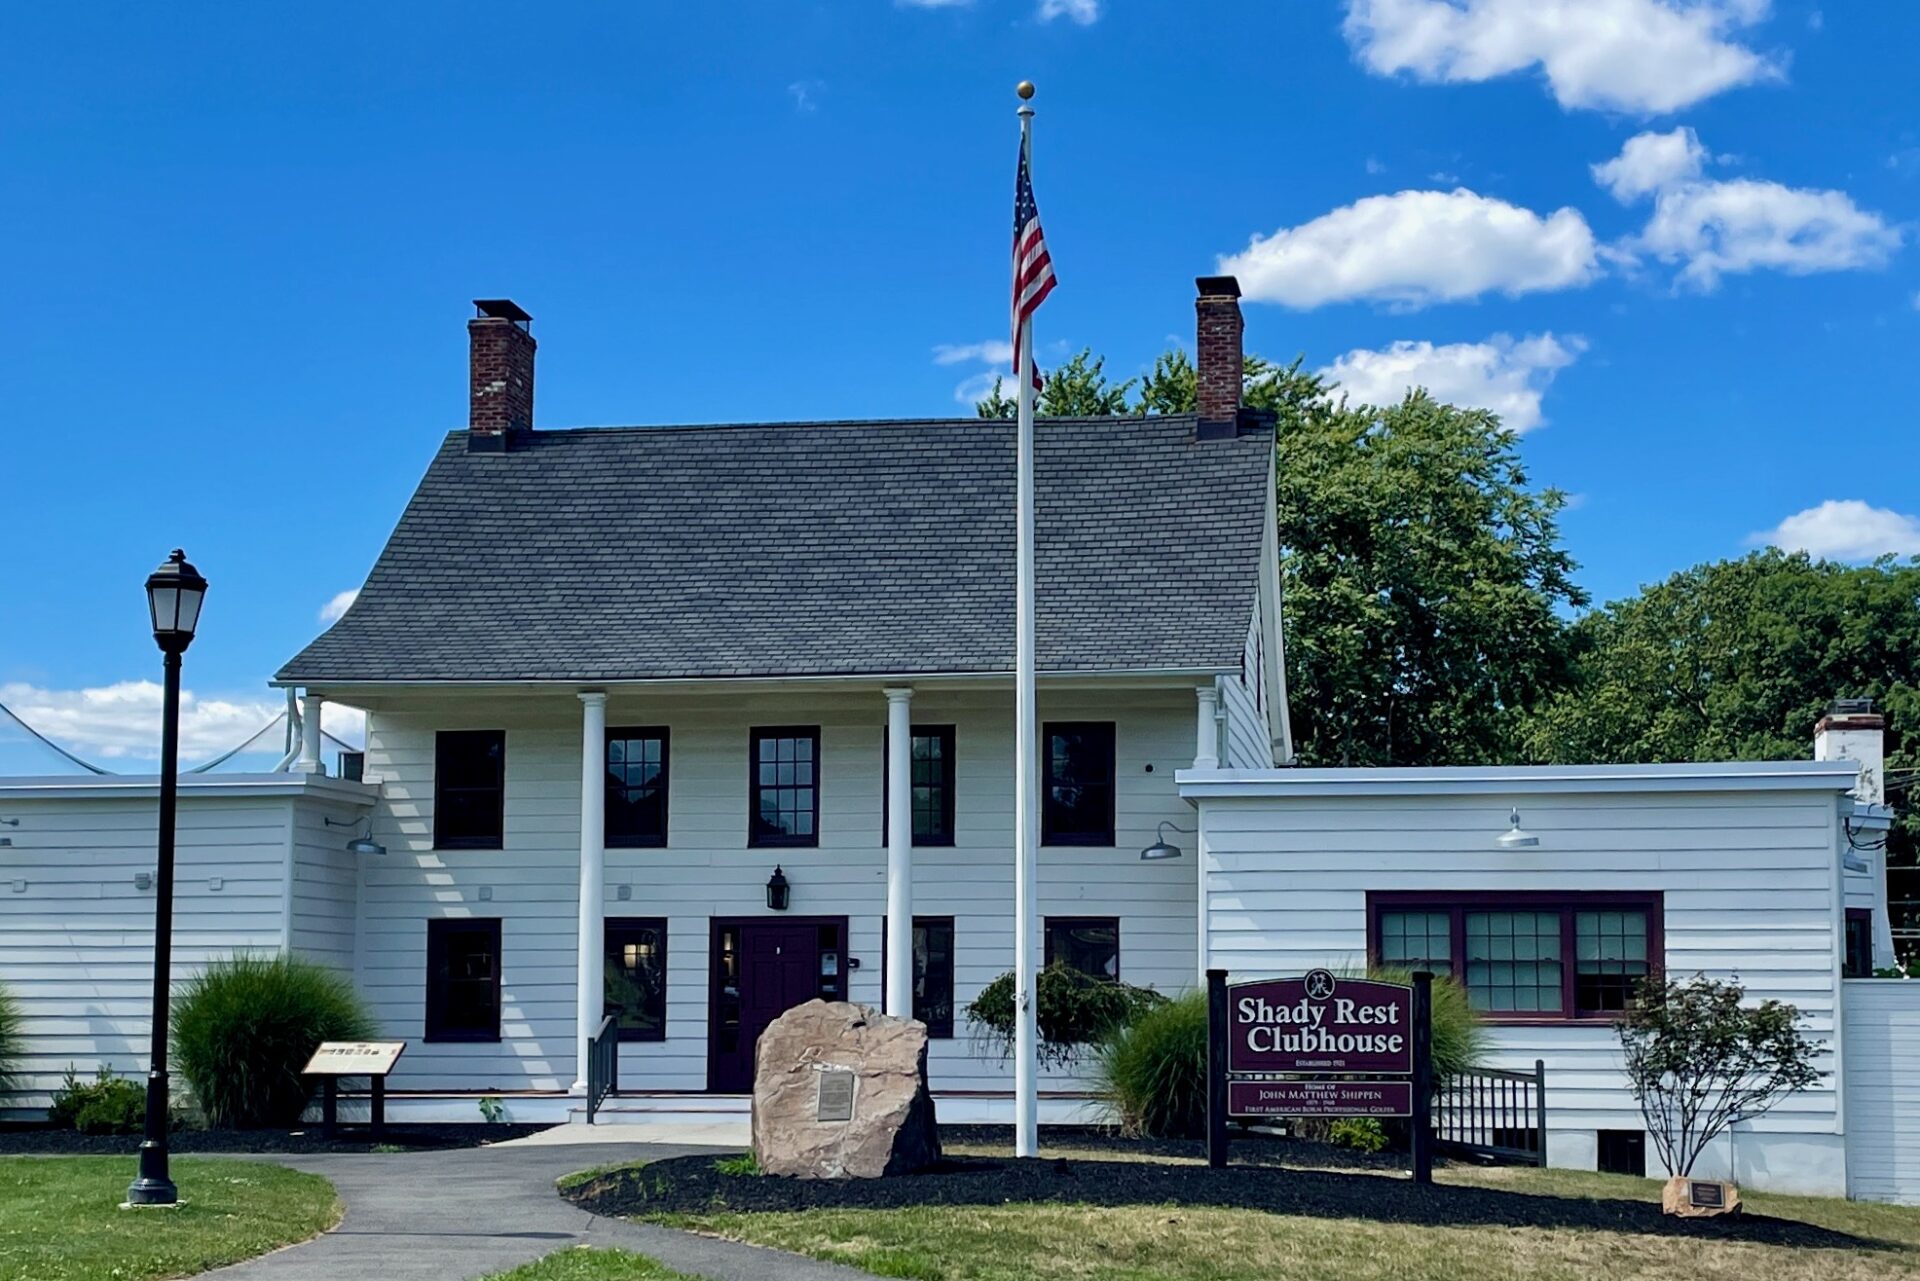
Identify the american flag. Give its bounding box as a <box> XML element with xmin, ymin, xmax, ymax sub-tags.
<box><xmin>1011</xmin><ymin>127</ymin><xmax>1056</xmax><ymax>392</ymax></box>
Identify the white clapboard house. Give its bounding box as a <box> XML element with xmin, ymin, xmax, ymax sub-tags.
<box><xmin>1</xmin><ymin>280</ymin><xmax>1912</xmax><ymax>1200</ymax></box>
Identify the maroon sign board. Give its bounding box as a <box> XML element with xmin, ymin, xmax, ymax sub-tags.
<box><xmin>1228</xmin><ymin>1079</ymin><xmax>1413</xmax><ymax>1118</ymax></box>
<box><xmin>1227</xmin><ymin>971</ymin><xmax>1413</xmax><ymax>1075</ymax></box>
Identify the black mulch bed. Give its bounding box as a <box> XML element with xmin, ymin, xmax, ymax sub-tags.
<box><xmin>0</xmin><ymin>1121</ymin><xmax>556</xmax><ymax>1155</ymax></box>
<box><xmin>568</xmin><ymin>1152</ymin><xmax>1888</xmax><ymax>1252</ymax></box>
<box><xmin>938</xmin><ymin>1124</ymin><xmax>1408</xmax><ymax>1172</ymax></box>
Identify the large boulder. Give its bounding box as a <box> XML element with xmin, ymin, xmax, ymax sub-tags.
<box><xmin>750</xmin><ymin>1000</ymin><xmax>941</xmax><ymax>1179</ymax></box>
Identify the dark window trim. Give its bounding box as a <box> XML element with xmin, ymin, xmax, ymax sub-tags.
<box><xmin>1041</xmin><ymin>721</ymin><xmax>1117</xmax><ymax>848</ymax></box>
<box><xmin>604</xmin><ymin>916</ymin><xmax>669</xmax><ymax>1042</ymax></box>
<box><xmin>748</xmin><ymin>726</ymin><xmax>822</xmax><ymax>849</ymax></box>
<box><xmin>1845</xmin><ymin>907</ymin><xmax>1875</xmax><ymax>979</ymax></box>
<box><xmin>605</xmin><ymin>726</ymin><xmax>671</xmax><ymax>849</ymax></box>
<box><xmin>1044</xmin><ymin>915</ymin><xmax>1122</xmax><ymax>983</ymax></box>
<box><xmin>882</xmin><ymin>724</ymin><xmax>957</xmax><ymax>848</ymax></box>
<box><xmin>433</xmin><ymin>730</ymin><xmax>506</xmax><ymax>851</ymax></box>
<box><xmin>1368</xmin><ymin>890</ymin><xmax>1664</xmax><ymax>1025</ymax></box>
<box><xmin>881</xmin><ymin>915</ymin><xmax>957</xmax><ymax>1038</ymax></box>
<box><xmin>424</xmin><ymin>917</ymin><xmax>502</xmax><ymax>1043</ymax></box>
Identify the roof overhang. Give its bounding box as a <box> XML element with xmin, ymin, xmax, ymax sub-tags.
<box><xmin>1177</xmin><ymin>761</ymin><xmax>1864</xmax><ymax>800</ymax></box>
<box><xmin>280</xmin><ymin>666</ymin><xmax>1234</xmax><ymax>701</ymax></box>
<box><xmin>0</xmin><ymin>773</ymin><xmax>380</xmax><ymax>804</ymax></box>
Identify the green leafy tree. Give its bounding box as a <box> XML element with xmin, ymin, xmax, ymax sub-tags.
<box><xmin>1619</xmin><ymin>974</ymin><xmax>1821</xmax><ymax>1178</ymax></box>
<box><xmin>1281</xmin><ymin>390</ymin><xmax>1585</xmax><ymax>765</ymax></box>
<box><xmin>974</xmin><ymin>348</ymin><xmax>1135</xmax><ymax>419</ymax></box>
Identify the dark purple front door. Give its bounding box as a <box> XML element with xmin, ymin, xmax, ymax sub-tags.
<box><xmin>708</xmin><ymin>917</ymin><xmax>846</xmax><ymax>1092</ymax></box>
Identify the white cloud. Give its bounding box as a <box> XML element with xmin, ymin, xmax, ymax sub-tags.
<box><xmin>951</xmin><ymin>371</ymin><xmax>1004</xmax><ymax>405</ymax></box>
<box><xmin>1342</xmin><ymin>0</ymin><xmax>1782</xmax><ymax>114</ymax></box>
<box><xmin>1219</xmin><ymin>188</ymin><xmax>1599</xmax><ymax>310</ymax></box>
<box><xmin>319</xmin><ymin>589</ymin><xmax>359</xmax><ymax>624</ymax></box>
<box><xmin>0</xmin><ymin>680</ymin><xmax>367</xmax><ymax>766</ymax></box>
<box><xmin>1750</xmin><ymin>500</ymin><xmax>1920</xmax><ymax>560</ymax></box>
<box><xmin>787</xmin><ymin>80</ymin><xmax>824</xmax><ymax>112</ymax></box>
<box><xmin>1320</xmin><ymin>332</ymin><xmax>1584</xmax><ymax>432</ymax></box>
<box><xmin>1038</xmin><ymin>0</ymin><xmax>1100</xmax><ymax>22</ymax></box>
<box><xmin>932</xmin><ymin>340</ymin><xmax>1014</xmax><ymax>366</ymax></box>
<box><xmin>1592</xmin><ymin>126</ymin><xmax>1706</xmax><ymax>201</ymax></box>
<box><xmin>1597</xmin><ymin>130</ymin><xmax>1902</xmax><ymax>289</ymax></box>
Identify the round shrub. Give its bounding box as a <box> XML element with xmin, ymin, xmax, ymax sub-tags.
<box><xmin>0</xmin><ymin>981</ymin><xmax>20</xmax><ymax>1098</ymax></box>
<box><xmin>966</xmin><ymin>963</ymin><xmax>1167</xmax><ymax>1068</ymax></box>
<box><xmin>173</xmin><ymin>953</ymin><xmax>374</xmax><ymax>1128</ymax></box>
<box><xmin>48</xmin><ymin>1065</ymin><xmax>149</xmax><ymax>1134</ymax></box>
<box><xmin>1093</xmin><ymin>990</ymin><xmax>1208</xmax><ymax>1138</ymax></box>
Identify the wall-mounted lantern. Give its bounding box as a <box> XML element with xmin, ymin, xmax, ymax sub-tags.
<box><xmin>766</xmin><ymin>865</ymin><xmax>791</xmax><ymax>911</ymax></box>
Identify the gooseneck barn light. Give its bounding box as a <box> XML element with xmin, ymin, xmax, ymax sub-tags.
<box><xmin>1496</xmin><ymin>807</ymin><xmax>1540</xmax><ymax>849</ymax></box>
<box><xmin>1141</xmin><ymin>820</ymin><xmax>1194</xmax><ymax>861</ymax></box>
<box><xmin>129</xmin><ymin>549</ymin><xmax>209</xmax><ymax>1208</ymax></box>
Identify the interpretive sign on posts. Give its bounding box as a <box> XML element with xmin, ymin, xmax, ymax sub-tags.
<box><xmin>303</xmin><ymin>1040</ymin><xmax>407</xmax><ymax>1140</ymax></box>
<box><xmin>1206</xmin><ymin>969</ymin><xmax>1434</xmax><ymax>1184</ymax></box>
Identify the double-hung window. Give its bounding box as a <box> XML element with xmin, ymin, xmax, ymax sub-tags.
<box><xmin>605</xmin><ymin>728</ymin><xmax>669</xmax><ymax>847</ymax></box>
<box><xmin>1042</xmin><ymin>722</ymin><xmax>1116</xmax><ymax>846</ymax></box>
<box><xmin>1045</xmin><ymin>916</ymin><xmax>1121</xmax><ymax>982</ymax></box>
<box><xmin>1370</xmin><ymin>892</ymin><xmax>1661</xmax><ymax>1021</ymax></box>
<box><xmin>434</xmin><ymin>730</ymin><xmax>505</xmax><ymax>850</ymax></box>
<box><xmin>881</xmin><ymin>916</ymin><xmax>956</xmax><ymax>1037</ymax></box>
<box><xmin>750</xmin><ymin>727</ymin><xmax>819</xmax><ymax>847</ymax></box>
<box><xmin>882</xmin><ymin>725</ymin><xmax>956</xmax><ymax>846</ymax></box>
<box><xmin>425</xmin><ymin>918</ymin><xmax>502</xmax><ymax>1042</ymax></box>
<box><xmin>603</xmin><ymin>918</ymin><xmax>668</xmax><ymax>1041</ymax></box>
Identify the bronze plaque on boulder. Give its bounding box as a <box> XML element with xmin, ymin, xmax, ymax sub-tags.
<box><xmin>817</xmin><ymin>1069</ymin><xmax>855</xmax><ymax>1122</ymax></box>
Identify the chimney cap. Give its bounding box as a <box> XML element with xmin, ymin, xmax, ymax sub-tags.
<box><xmin>1829</xmin><ymin>697</ymin><xmax>1875</xmax><ymax>717</ymax></box>
<box><xmin>1196</xmin><ymin>275</ymin><xmax>1241</xmax><ymax>299</ymax></box>
<box><xmin>473</xmin><ymin>299</ymin><xmax>533</xmax><ymax>328</ymax></box>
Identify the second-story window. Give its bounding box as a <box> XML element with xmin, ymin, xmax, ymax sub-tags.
<box><xmin>883</xmin><ymin>725</ymin><xmax>956</xmax><ymax>846</ymax></box>
<box><xmin>605</xmin><ymin>728</ymin><xmax>669</xmax><ymax>847</ymax></box>
<box><xmin>1042</xmin><ymin>722</ymin><xmax>1116</xmax><ymax>846</ymax></box>
<box><xmin>750</xmin><ymin>727</ymin><xmax>820</xmax><ymax>847</ymax></box>
<box><xmin>434</xmin><ymin>730</ymin><xmax>505</xmax><ymax>850</ymax></box>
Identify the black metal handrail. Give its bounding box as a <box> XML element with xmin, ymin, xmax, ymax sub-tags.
<box><xmin>1433</xmin><ymin>1060</ymin><xmax>1546</xmax><ymax>1166</ymax></box>
<box><xmin>586</xmin><ymin>1014</ymin><xmax>619</xmax><ymax>1124</ymax></box>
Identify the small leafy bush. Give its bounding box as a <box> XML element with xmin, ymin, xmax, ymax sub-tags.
<box><xmin>173</xmin><ymin>953</ymin><xmax>375</xmax><ymax>1128</ymax></box>
<box><xmin>714</xmin><ymin>1152</ymin><xmax>760</xmax><ymax>1176</ymax></box>
<box><xmin>0</xmin><ymin>982</ymin><xmax>20</xmax><ymax>1097</ymax></box>
<box><xmin>1093</xmin><ymin>990</ymin><xmax>1208</xmax><ymax>1138</ymax></box>
<box><xmin>1619</xmin><ymin>973</ymin><xmax>1819</xmax><ymax>1178</ymax></box>
<box><xmin>48</xmin><ymin>1065</ymin><xmax>148</xmax><ymax>1135</ymax></box>
<box><xmin>1329</xmin><ymin>1117</ymin><xmax>1388</xmax><ymax>1154</ymax></box>
<box><xmin>967</xmin><ymin>963</ymin><xmax>1167</xmax><ymax>1068</ymax></box>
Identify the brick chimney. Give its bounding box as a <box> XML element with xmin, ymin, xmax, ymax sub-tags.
<box><xmin>1195</xmin><ymin>275</ymin><xmax>1243</xmax><ymax>439</ymax></box>
<box><xmin>469</xmin><ymin>299</ymin><xmax>535</xmax><ymax>451</ymax></box>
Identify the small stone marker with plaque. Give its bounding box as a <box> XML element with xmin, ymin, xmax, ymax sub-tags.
<box><xmin>816</xmin><ymin>1068</ymin><xmax>856</xmax><ymax>1123</ymax></box>
<box><xmin>1663</xmin><ymin>1176</ymin><xmax>1741</xmax><ymax>1218</ymax></box>
<box><xmin>302</xmin><ymin>1041</ymin><xmax>407</xmax><ymax>1140</ymax></box>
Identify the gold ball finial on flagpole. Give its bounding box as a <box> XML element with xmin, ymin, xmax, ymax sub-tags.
<box><xmin>1016</xmin><ymin>80</ymin><xmax>1035</xmax><ymax>100</ymax></box>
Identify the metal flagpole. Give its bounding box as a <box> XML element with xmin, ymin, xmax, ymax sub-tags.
<box><xmin>1012</xmin><ymin>85</ymin><xmax>1041</xmax><ymax>1160</ymax></box>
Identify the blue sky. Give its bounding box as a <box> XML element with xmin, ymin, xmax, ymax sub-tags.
<box><xmin>3</xmin><ymin>0</ymin><xmax>1916</xmax><ymax>771</ymax></box>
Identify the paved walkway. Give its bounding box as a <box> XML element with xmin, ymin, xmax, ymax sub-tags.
<box><xmin>205</xmin><ymin>1141</ymin><xmax>876</xmax><ymax>1281</ymax></box>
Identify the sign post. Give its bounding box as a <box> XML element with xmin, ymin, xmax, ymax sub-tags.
<box><xmin>1207</xmin><ymin>968</ymin><xmax>1229</xmax><ymax>1168</ymax></box>
<box><xmin>303</xmin><ymin>1041</ymin><xmax>407</xmax><ymax>1141</ymax></box>
<box><xmin>1209</xmin><ymin>968</ymin><xmax>1434</xmax><ymax>1184</ymax></box>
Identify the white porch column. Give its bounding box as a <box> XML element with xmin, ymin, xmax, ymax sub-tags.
<box><xmin>884</xmin><ymin>686</ymin><xmax>914</xmax><ymax>1018</ymax></box>
<box><xmin>295</xmin><ymin>693</ymin><xmax>326</xmax><ymax>775</ymax></box>
<box><xmin>572</xmin><ymin>690</ymin><xmax>608</xmax><ymax>1094</ymax></box>
<box><xmin>1194</xmin><ymin>683</ymin><xmax>1220</xmax><ymax>770</ymax></box>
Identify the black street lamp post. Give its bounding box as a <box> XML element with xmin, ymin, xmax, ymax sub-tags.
<box><xmin>127</xmin><ymin>549</ymin><xmax>207</xmax><ymax>1208</ymax></box>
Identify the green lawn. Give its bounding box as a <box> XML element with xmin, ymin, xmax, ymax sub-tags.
<box><xmin>479</xmin><ymin>1246</ymin><xmax>696</xmax><ymax>1280</ymax></box>
<box><xmin>0</xmin><ymin>1156</ymin><xmax>340</xmax><ymax>1281</ymax></box>
<box><xmin>616</xmin><ymin>1144</ymin><xmax>1920</xmax><ymax>1281</ymax></box>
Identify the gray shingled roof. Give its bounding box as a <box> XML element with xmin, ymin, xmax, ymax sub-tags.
<box><xmin>278</xmin><ymin>415</ymin><xmax>1272</xmax><ymax>684</ymax></box>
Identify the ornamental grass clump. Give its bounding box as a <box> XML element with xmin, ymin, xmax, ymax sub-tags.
<box><xmin>0</xmin><ymin>981</ymin><xmax>20</xmax><ymax>1098</ymax></box>
<box><xmin>173</xmin><ymin>953</ymin><xmax>375</xmax><ymax>1128</ymax></box>
<box><xmin>1094</xmin><ymin>990</ymin><xmax>1208</xmax><ymax>1138</ymax></box>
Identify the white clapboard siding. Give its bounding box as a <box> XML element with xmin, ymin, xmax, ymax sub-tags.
<box><xmin>1843</xmin><ymin>979</ymin><xmax>1920</xmax><ymax>1203</ymax></box>
<box><xmin>350</xmin><ymin>684</ymin><xmax>1206</xmax><ymax>1094</ymax></box>
<box><xmin>1193</xmin><ymin>781</ymin><xmax>1851</xmax><ymax>1151</ymax></box>
<box><xmin>1219</xmin><ymin>597</ymin><xmax>1272</xmax><ymax>769</ymax></box>
<box><xmin>0</xmin><ymin>778</ymin><xmax>376</xmax><ymax>1116</ymax></box>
